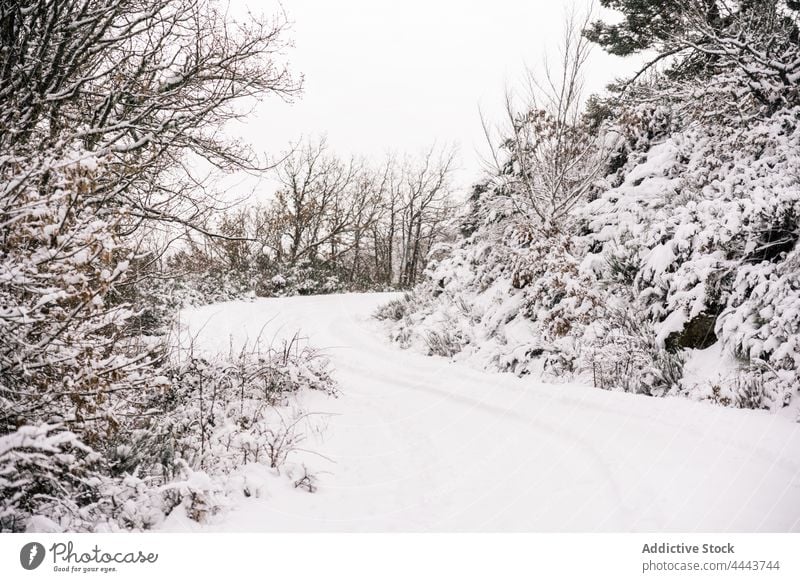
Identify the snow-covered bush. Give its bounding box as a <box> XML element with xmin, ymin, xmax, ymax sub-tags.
<box><xmin>423</xmin><ymin>327</ymin><xmax>465</xmax><ymax>358</ymax></box>
<box><xmin>580</xmin><ymin>74</ymin><xmax>800</xmax><ymax>409</ymax></box>
<box><xmin>383</xmin><ymin>184</ymin><xmax>604</xmax><ymax>377</ymax></box>
<box><xmin>138</xmin><ymin>338</ymin><xmax>335</xmax><ymax>479</ymax></box>
<box><xmin>383</xmin><ymin>2</ymin><xmax>800</xmax><ymax>413</ymax></box>
<box><xmin>266</xmin><ymin>260</ymin><xmax>345</xmax><ymax>297</ymax></box>
<box><xmin>0</xmin><ymin>147</ymin><xmax>163</xmax><ymax>445</ymax></box>
<box><xmin>1</xmin><ymin>338</ymin><xmax>336</xmax><ymax>532</ymax></box>
<box><xmin>373</xmin><ymin>292</ymin><xmax>416</xmax><ymax>321</ymax></box>
<box><xmin>0</xmin><ymin>425</ymin><xmax>103</xmax><ymax>532</ymax></box>
<box><xmin>581</xmin><ymin>303</ymin><xmax>685</xmax><ymax>396</ymax></box>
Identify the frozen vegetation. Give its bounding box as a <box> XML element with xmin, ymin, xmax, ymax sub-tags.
<box><xmin>2</xmin><ymin>0</ymin><xmax>800</xmax><ymax>533</ymax></box>
<box><xmin>382</xmin><ymin>2</ymin><xmax>800</xmax><ymax>419</ymax></box>
<box><xmin>165</xmin><ymin>294</ymin><xmax>800</xmax><ymax>531</ymax></box>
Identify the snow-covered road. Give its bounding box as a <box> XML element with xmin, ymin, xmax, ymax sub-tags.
<box><xmin>169</xmin><ymin>293</ymin><xmax>800</xmax><ymax>532</ymax></box>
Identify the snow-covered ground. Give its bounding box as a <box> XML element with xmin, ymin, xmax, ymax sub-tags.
<box><xmin>164</xmin><ymin>293</ymin><xmax>800</xmax><ymax>532</ymax></box>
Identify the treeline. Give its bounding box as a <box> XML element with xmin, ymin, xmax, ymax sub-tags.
<box><xmin>161</xmin><ymin>140</ymin><xmax>457</xmax><ymax>301</ymax></box>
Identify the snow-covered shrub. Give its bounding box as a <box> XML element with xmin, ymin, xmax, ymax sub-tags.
<box><xmin>580</xmin><ymin>77</ymin><xmax>800</xmax><ymax>409</ymax></box>
<box><xmin>718</xmin><ymin>247</ymin><xmax>800</xmax><ymax>410</ymax></box>
<box><xmin>267</xmin><ymin>260</ymin><xmax>345</xmax><ymax>297</ymax></box>
<box><xmin>373</xmin><ymin>292</ymin><xmax>416</xmax><ymax>321</ymax></box>
<box><xmin>1</xmin><ymin>338</ymin><xmax>336</xmax><ymax>532</ymax></box>
<box><xmin>382</xmin><ymin>183</ymin><xmax>604</xmax><ymax>377</ymax></box>
<box><xmin>0</xmin><ymin>147</ymin><xmax>164</xmax><ymax>447</ymax></box>
<box><xmin>581</xmin><ymin>304</ymin><xmax>685</xmax><ymax>396</ymax></box>
<box><xmin>384</xmin><ymin>4</ymin><xmax>800</xmax><ymax>413</ymax></box>
<box><xmin>0</xmin><ymin>425</ymin><xmax>103</xmax><ymax>532</ymax></box>
<box><xmin>423</xmin><ymin>328</ymin><xmax>464</xmax><ymax>358</ymax></box>
<box><xmin>121</xmin><ymin>336</ymin><xmax>335</xmax><ymax>479</ymax></box>
<box><xmin>508</xmin><ymin>226</ymin><xmax>601</xmax><ymax>341</ymax></box>
<box><xmin>162</xmin><ymin>244</ymin><xmax>257</xmax><ymax>307</ymax></box>
<box><xmin>159</xmin><ymin>465</ymin><xmax>229</xmax><ymax>524</ymax></box>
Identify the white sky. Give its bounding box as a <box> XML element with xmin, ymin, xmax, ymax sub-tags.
<box><xmin>229</xmin><ymin>0</ymin><xmax>638</xmax><ymax>193</ymax></box>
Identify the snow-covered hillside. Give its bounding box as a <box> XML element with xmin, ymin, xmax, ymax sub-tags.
<box><xmin>165</xmin><ymin>293</ymin><xmax>800</xmax><ymax>531</ymax></box>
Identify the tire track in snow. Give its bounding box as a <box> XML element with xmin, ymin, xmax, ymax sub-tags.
<box><xmin>175</xmin><ymin>293</ymin><xmax>800</xmax><ymax>531</ymax></box>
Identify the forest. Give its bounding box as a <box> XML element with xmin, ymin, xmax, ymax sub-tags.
<box><xmin>1</xmin><ymin>0</ymin><xmax>799</xmax><ymax>533</ymax></box>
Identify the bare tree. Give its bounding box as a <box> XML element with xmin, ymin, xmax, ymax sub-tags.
<box><xmin>261</xmin><ymin>141</ymin><xmax>456</xmax><ymax>289</ymax></box>
<box><xmin>0</xmin><ymin>0</ymin><xmax>299</xmax><ymax>436</ymax></box>
<box><xmin>483</xmin><ymin>8</ymin><xmax>607</xmax><ymax>230</ymax></box>
<box><xmin>396</xmin><ymin>147</ymin><xmax>457</xmax><ymax>286</ymax></box>
<box><xmin>272</xmin><ymin>139</ymin><xmax>364</xmax><ymax>264</ymax></box>
<box><xmin>348</xmin><ymin>168</ymin><xmax>386</xmax><ymax>283</ymax></box>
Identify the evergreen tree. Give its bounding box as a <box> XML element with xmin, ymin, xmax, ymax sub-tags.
<box><xmin>587</xmin><ymin>1</ymin><xmax>800</xmax><ymax>108</ymax></box>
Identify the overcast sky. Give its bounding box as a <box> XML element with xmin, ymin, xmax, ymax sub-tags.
<box><xmin>229</xmin><ymin>1</ymin><xmax>637</xmax><ymax>193</ymax></box>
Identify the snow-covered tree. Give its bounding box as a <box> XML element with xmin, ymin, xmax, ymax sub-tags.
<box><xmin>0</xmin><ymin>0</ymin><xmax>301</xmax><ymax>530</ymax></box>
<box><xmin>384</xmin><ymin>2</ymin><xmax>800</xmax><ymax>414</ymax></box>
<box><xmin>486</xmin><ymin>9</ymin><xmax>608</xmax><ymax>230</ymax></box>
<box><xmin>164</xmin><ymin>140</ymin><xmax>457</xmax><ymax>297</ymax></box>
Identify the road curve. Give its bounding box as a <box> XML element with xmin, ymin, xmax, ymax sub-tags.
<box><xmin>174</xmin><ymin>293</ymin><xmax>800</xmax><ymax>532</ymax></box>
